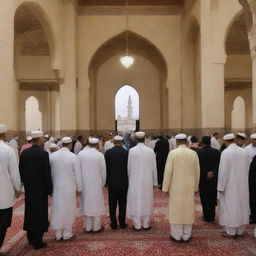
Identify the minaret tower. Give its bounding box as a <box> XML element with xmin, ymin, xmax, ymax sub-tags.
<box><xmin>127</xmin><ymin>95</ymin><xmax>133</xmax><ymax>119</ymax></box>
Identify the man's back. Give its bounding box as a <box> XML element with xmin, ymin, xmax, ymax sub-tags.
<box><xmin>105</xmin><ymin>146</ymin><xmax>128</xmax><ymax>189</ymax></box>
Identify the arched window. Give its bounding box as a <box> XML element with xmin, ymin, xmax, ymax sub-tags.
<box><xmin>115</xmin><ymin>85</ymin><xmax>139</xmax><ymax>132</ymax></box>
<box><xmin>25</xmin><ymin>96</ymin><xmax>42</xmax><ymax>132</ymax></box>
<box><xmin>231</xmin><ymin>96</ymin><xmax>245</xmax><ymax>131</ymax></box>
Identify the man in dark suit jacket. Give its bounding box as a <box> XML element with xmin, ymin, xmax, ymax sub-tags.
<box><xmin>197</xmin><ymin>136</ymin><xmax>220</xmax><ymax>222</ymax></box>
<box><xmin>19</xmin><ymin>131</ymin><xmax>52</xmax><ymax>250</ymax></box>
<box><xmin>105</xmin><ymin>135</ymin><xmax>128</xmax><ymax>230</ymax></box>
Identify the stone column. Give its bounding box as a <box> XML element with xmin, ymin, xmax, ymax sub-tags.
<box><xmin>0</xmin><ymin>0</ymin><xmax>17</xmax><ymax>133</ymax></box>
<box><xmin>200</xmin><ymin>0</ymin><xmax>225</xmax><ymax>134</ymax></box>
<box><xmin>59</xmin><ymin>0</ymin><xmax>77</xmax><ymax>136</ymax></box>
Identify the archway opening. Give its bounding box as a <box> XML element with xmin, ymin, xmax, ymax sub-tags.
<box><xmin>115</xmin><ymin>85</ymin><xmax>139</xmax><ymax>132</ymax></box>
<box><xmin>231</xmin><ymin>96</ymin><xmax>246</xmax><ymax>131</ymax></box>
<box><xmin>25</xmin><ymin>96</ymin><xmax>42</xmax><ymax>133</ymax></box>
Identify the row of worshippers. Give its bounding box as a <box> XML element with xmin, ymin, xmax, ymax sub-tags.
<box><xmin>1</xmin><ymin>124</ymin><xmax>256</xmax><ymax>252</ymax></box>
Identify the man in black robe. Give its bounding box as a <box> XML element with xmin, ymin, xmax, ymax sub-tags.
<box><xmin>197</xmin><ymin>136</ymin><xmax>220</xmax><ymax>222</ymax></box>
<box><xmin>105</xmin><ymin>136</ymin><xmax>128</xmax><ymax>230</ymax></box>
<box><xmin>249</xmin><ymin>155</ymin><xmax>256</xmax><ymax>223</ymax></box>
<box><xmin>154</xmin><ymin>136</ymin><xmax>169</xmax><ymax>189</ymax></box>
<box><xmin>19</xmin><ymin>131</ymin><xmax>52</xmax><ymax>250</ymax></box>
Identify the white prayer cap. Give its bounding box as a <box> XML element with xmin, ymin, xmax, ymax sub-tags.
<box><xmin>44</xmin><ymin>134</ymin><xmax>49</xmax><ymax>138</ymax></box>
<box><xmin>89</xmin><ymin>137</ymin><xmax>99</xmax><ymax>144</ymax></box>
<box><xmin>50</xmin><ymin>143</ymin><xmax>57</xmax><ymax>149</ymax></box>
<box><xmin>62</xmin><ymin>137</ymin><xmax>72</xmax><ymax>144</ymax></box>
<box><xmin>26</xmin><ymin>136</ymin><xmax>32</xmax><ymax>141</ymax></box>
<box><xmin>49</xmin><ymin>136</ymin><xmax>55</xmax><ymax>142</ymax></box>
<box><xmin>0</xmin><ymin>124</ymin><xmax>7</xmax><ymax>134</ymax></box>
<box><xmin>135</xmin><ymin>131</ymin><xmax>145</xmax><ymax>138</ymax></box>
<box><xmin>114</xmin><ymin>135</ymin><xmax>123</xmax><ymax>141</ymax></box>
<box><xmin>31</xmin><ymin>131</ymin><xmax>44</xmax><ymax>139</ymax></box>
<box><xmin>223</xmin><ymin>133</ymin><xmax>235</xmax><ymax>141</ymax></box>
<box><xmin>175</xmin><ymin>134</ymin><xmax>187</xmax><ymax>140</ymax></box>
<box><xmin>237</xmin><ymin>132</ymin><xmax>247</xmax><ymax>139</ymax></box>
<box><xmin>251</xmin><ymin>133</ymin><xmax>256</xmax><ymax>140</ymax></box>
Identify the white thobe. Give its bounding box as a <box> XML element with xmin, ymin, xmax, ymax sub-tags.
<box><xmin>50</xmin><ymin>148</ymin><xmax>81</xmax><ymax>231</ymax></box>
<box><xmin>148</xmin><ymin>139</ymin><xmax>158</xmax><ymax>150</ymax></box>
<box><xmin>79</xmin><ymin>148</ymin><xmax>106</xmax><ymax>216</ymax></box>
<box><xmin>44</xmin><ymin>141</ymin><xmax>53</xmax><ymax>154</ymax></box>
<box><xmin>127</xmin><ymin>143</ymin><xmax>158</xmax><ymax>219</ymax></box>
<box><xmin>57</xmin><ymin>140</ymin><xmax>62</xmax><ymax>150</ymax></box>
<box><xmin>0</xmin><ymin>140</ymin><xmax>21</xmax><ymax>209</ymax></box>
<box><xmin>217</xmin><ymin>143</ymin><xmax>250</xmax><ymax>229</ymax></box>
<box><xmin>245</xmin><ymin>144</ymin><xmax>256</xmax><ymax>162</ymax></box>
<box><xmin>168</xmin><ymin>137</ymin><xmax>176</xmax><ymax>151</ymax></box>
<box><xmin>211</xmin><ymin>137</ymin><xmax>221</xmax><ymax>151</ymax></box>
<box><xmin>104</xmin><ymin>140</ymin><xmax>114</xmax><ymax>153</ymax></box>
<box><xmin>74</xmin><ymin>141</ymin><xmax>83</xmax><ymax>155</ymax></box>
<box><xmin>9</xmin><ymin>139</ymin><xmax>19</xmax><ymax>164</ymax></box>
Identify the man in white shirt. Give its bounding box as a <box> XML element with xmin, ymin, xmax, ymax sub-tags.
<box><xmin>74</xmin><ymin>136</ymin><xmax>83</xmax><ymax>155</ymax></box>
<box><xmin>9</xmin><ymin>135</ymin><xmax>19</xmax><ymax>164</ymax></box>
<box><xmin>127</xmin><ymin>132</ymin><xmax>158</xmax><ymax>231</ymax></box>
<box><xmin>218</xmin><ymin>133</ymin><xmax>250</xmax><ymax>238</ymax></box>
<box><xmin>211</xmin><ymin>132</ymin><xmax>221</xmax><ymax>151</ymax></box>
<box><xmin>245</xmin><ymin>133</ymin><xmax>256</xmax><ymax>161</ymax></box>
<box><xmin>79</xmin><ymin>138</ymin><xmax>106</xmax><ymax>233</ymax></box>
<box><xmin>104</xmin><ymin>134</ymin><xmax>114</xmax><ymax>153</ymax></box>
<box><xmin>50</xmin><ymin>137</ymin><xmax>81</xmax><ymax>241</ymax></box>
<box><xmin>0</xmin><ymin>124</ymin><xmax>21</xmax><ymax>253</ymax></box>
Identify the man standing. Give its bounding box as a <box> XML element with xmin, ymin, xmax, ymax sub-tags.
<box><xmin>50</xmin><ymin>137</ymin><xmax>81</xmax><ymax>241</ymax></box>
<box><xmin>245</xmin><ymin>134</ymin><xmax>256</xmax><ymax>161</ymax></box>
<box><xmin>74</xmin><ymin>136</ymin><xmax>83</xmax><ymax>155</ymax></box>
<box><xmin>197</xmin><ymin>136</ymin><xmax>220</xmax><ymax>222</ymax></box>
<box><xmin>19</xmin><ymin>131</ymin><xmax>52</xmax><ymax>250</ymax></box>
<box><xmin>20</xmin><ymin>136</ymin><xmax>33</xmax><ymax>154</ymax></box>
<box><xmin>127</xmin><ymin>132</ymin><xmax>158</xmax><ymax>231</ymax></box>
<box><xmin>218</xmin><ymin>133</ymin><xmax>250</xmax><ymax>238</ymax></box>
<box><xmin>211</xmin><ymin>132</ymin><xmax>221</xmax><ymax>151</ymax></box>
<box><xmin>162</xmin><ymin>134</ymin><xmax>200</xmax><ymax>243</ymax></box>
<box><xmin>0</xmin><ymin>125</ymin><xmax>21</xmax><ymax>254</ymax></box>
<box><xmin>9</xmin><ymin>135</ymin><xmax>19</xmax><ymax>164</ymax></box>
<box><xmin>154</xmin><ymin>136</ymin><xmax>169</xmax><ymax>189</ymax></box>
<box><xmin>104</xmin><ymin>134</ymin><xmax>114</xmax><ymax>153</ymax></box>
<box><xmin>105</xmin><ymin>136</ymin><xmax>128</xmax><ymax>230</ymax></box>
<box><xmin>79</xmin><ymin>138</ymin><xmax>106</xmax><ymax>233</ymax></box>
<box><xmin>235</xmin><ymin>133</ymin><xmax>247</xmax><ymax>148</ymax></box>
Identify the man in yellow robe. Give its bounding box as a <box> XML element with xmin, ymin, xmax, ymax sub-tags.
<box><xmin>162</xmin><ymin>134</ymin><xmax>200</xmax><ymax>243</ymax></box>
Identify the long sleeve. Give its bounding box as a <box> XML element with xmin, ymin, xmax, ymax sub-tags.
<box><xmin>8</xmin><ymin>148</ymin><xmax>21</xmax><ymax>192</ymax></box>
<box><xmin>162</xmin><ymin>152</ymin><xmax>173</xmax><ymax>192</ymax></box>
<box><xmin>127</xmin><ymin>151</ymin><xmax>132</xmax><ymax>179</ymax></box>
<box><xmin>100</xmin><ymin>154</ymin><xmax>107</xmax><ymax>186</ymax></box>
<box><xmin>152</xmin><ymin>152</ymin><xmax>158</xmax><ymax>186</ymax></box>
<box><xmin>73</xmin><ymin>157</ymin><xmax>82</xmax><ymax>192</ymax></box>
<box><xmin>194</xmin><ymin>153</ymin><xmax>200</xmax><ymax>192</ymax></box>
<box><xmin>43</xmin><ymin>152</ymin><xmax>53</xmax><ymax>195</ymax></box>
<box><xmin>217</xmin><ymin>153</ymin><xmax>228</xmax><ymax>192</ymax></box>
<box><xmin>104</xmin><ymin>152</ymin><xmax>110</xmax><ymax>186</ymax></box>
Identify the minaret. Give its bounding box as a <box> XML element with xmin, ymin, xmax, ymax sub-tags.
<box><xmin>127</xmin><ymin>95</ymin><xmax>133</xmax><ymax>119</ymax></box>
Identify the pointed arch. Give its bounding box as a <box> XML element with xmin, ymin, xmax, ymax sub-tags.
<box><xmin>25</xmin><ymin>96</ymin><xmax>42</xmax><ymax>132</ymax></box>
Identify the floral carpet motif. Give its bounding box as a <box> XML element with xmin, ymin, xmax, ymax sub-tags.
<box><xmin>3</xmin><ymin>190</ymin><xmax>256</xmax><ymax>256</ymax></box>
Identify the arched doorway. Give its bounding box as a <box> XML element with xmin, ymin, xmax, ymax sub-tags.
<box><xmin>89</xmin><ymin>30</ymin><xmax>168</xmax><ymax>133</ymax></box>
<box><xmin>25</xmin><ymin>96</ymin><xmax>42</xmax><ymax>133</ymax></box>
<box><xmin>115</xmin><ymin>85</ymin><xmax>139</xmax><ymax>132</ymax></box>
<box><xmin>231</xmin><ymin>96</ymin><xmax>246</xmax><ymax>131</ymax></box>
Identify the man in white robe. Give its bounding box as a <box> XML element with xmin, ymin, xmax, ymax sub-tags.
<box><xmin>127</xmin><ymin>131</ymin><xmax>158</xmax><ymax>231</ymax></box>
<box><xmin>211</xmin><ymin>132</ymin><xmax>221</xmax><ymax>151</ymax></box>
<box><xmin>218</xmin><ymin>133</ymin><xmax>250</xmax><ymax>238</ymax></box>
<box><xmin>79</xmin><ymin>138</ymin><xmax>106</xmax><ymax>233</ymax></box>
<box><xmin>168</xmin><ymin>136</ymin><xmax>176</xmax><ymax>151</ymax></box>
<box><xmin>49</xmin><ymin>143</ymin><xmax>58</xmax><ymax>155</ymax></box>
<box><xmin>50</xmin><ymin>137</ymin><xmax>81</xmax><ymax>241</ymax></box>
<box><xmin>74</xmin><ymin>136</ymin><xmax>83</xmax><ymax>155</ymax></box>
<box><xmin>44</xmin><ymin>136</ymin><xmax>55</xmax><ymax>154</ymax></box>
<box><xmin>162</xmin><ymin>134</ymin><xmax>200</xmax><ymax>243</ymax></box>
<box><xmin>235</xmin><ymin>132</ymin><xmax>247</xmax><ymax>148</ymax></box>
<box><xmin>104</xmin><ymin>135</ymin><xmax>114</xmax><ymax>153</ymax></box>
<box><xmin>9</xmin><ymin>135</ymin><xmax>19</xmax><ymax>164</ymax></box>
<box><xmin>0</xmin><ymin>125</ymin><xmax>21</xmax><ymax>253</ymax></box>
<box><xmin>245</xmin><ymin>133</ymin><xmax>256</xmax><ymax>161</ymax></box>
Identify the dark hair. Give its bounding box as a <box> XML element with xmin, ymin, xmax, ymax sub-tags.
<box><xmin>136</xmin><ymin>138</ymin><xmax>145</xmax><ymax>143</ymax></box>
<box><xmin>213</xmin><ymin>132</ymin><xmax>219</xmax><ymax>136</ymax></box>
<box><xmin>63</xmin><ymin>142</ymin><xmax>71</xmax><ymax>147</ymax></box>
<box><xmin>32</xmin><ymin>138</ymin><xmax>40</xmax><ymax>143</ymax></box>
<box><xmin>236</xmin><ymin>135</ymin><xmax>245</xmax><ymax>141</ymax></box>
<box><xmin>78</xmin><ymin>136</ymin><xmax>82</xmax><ymax>141</ymax></box>
<box><xmin>191</xmin><ymin>136</ymin><xmax>198</xmax><ymax>143</ymax></box>
<box><xmin>202</xmin><ymin>136</ymin><xmax>211</xmax><ymax>145</ymax></box>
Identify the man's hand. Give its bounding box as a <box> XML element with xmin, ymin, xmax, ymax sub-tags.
<box><xmin>15</xmin><ymin>191</ymin><xmax>21</xmax><ymax>198</ymax></box>
<box><xmin>206</xmin><ymin>171</ymin><xmax>214</xmax><ymax>179</ymax></box>
<box><xmin>76</xmin><ymin>191</ymin><xmax>81</xmax><ymax>197</ymax></box>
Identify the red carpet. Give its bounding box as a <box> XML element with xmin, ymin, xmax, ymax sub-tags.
<box><xmin>3</xmin><ymin>189</ymin><xmax>256</xmax><ymax>256</ymax></box>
